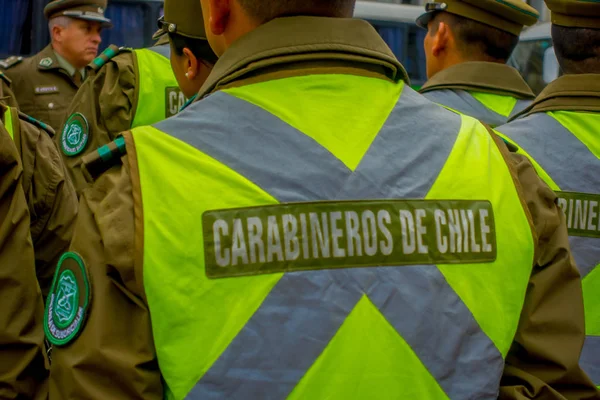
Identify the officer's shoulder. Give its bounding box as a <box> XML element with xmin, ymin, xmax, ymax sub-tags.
<box><xmin>17</xmin><ymin>110</ymin><xmax>56</xmax><ymax>137</ymax></box>
<box><xmin>87</xmin><ymin>45</ymin><xmax>133</xmax><ymax>72</ymax></box>
<box><xmin>0</xmin><ymin>71</ymin><xmax>11</xmax><ymax>86</ymax></box>
<box><xmin>82</xmin><ymin>136</ymin><xmax>128</xmax><ymax>182</ymax></box>
<box><xmin>0</xmin><ymin>55</ymin><xmax>24</xmax><ymax>71</ymax></box>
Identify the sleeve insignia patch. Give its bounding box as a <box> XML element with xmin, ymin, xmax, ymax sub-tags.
<box><xmin>44</xmin><ymin>252</ymin><xmax>91</xmax><ymax>346</ymax></box>
<box><xmin>61</xmin><ymin>112</ymin><xmax>90</xmax><ymax>156</ymax></box>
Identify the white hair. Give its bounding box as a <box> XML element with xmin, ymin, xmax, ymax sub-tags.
<box><xmin>48</xmin><ymin>16</ymin><xmax>73</xmax><ymax>33</ymax></box>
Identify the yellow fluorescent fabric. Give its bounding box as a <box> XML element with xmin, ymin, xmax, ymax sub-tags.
<box><xmin>134</xmin><ymin>126</ymin><xmax>283</xmax><ymax>400</ymax></box>
<box><xmin>288</xmin><ymin>295</ymin><xmax>448</xmax><ymax>400</ymax></box>
<box><xmin>134</xmin><ymin>75</ymin><xmax>535</xmax><ymax>399</ymax></box>
<box><xmin>583</xmin><ymin>267</ymin><xmax>600</xmax><ymax>335</ymax></box>
<box><xmin>549</xmin><ymin>111</ymin><xmax>600</xmax><ymax>159</ymax></box>
<box><xmin>4</xmin><ymin>107</ymin><xmax>14</xmax><ymax>140</ymax></box>
<box><xmin>223</xmin><ymin>75</ymin><xmax>404</xmax><ymax>171</ymax></box>
<box><xmin>132</xmin><ymin>49</ymin><xmax>179</xmax><ymax>128</ymax></box>
<box><xmin>471</xmin><ymin>91</ymin><xmax>518</xmax><ymax>117</ymax></box>
<box><xmin>429</xmin><ymin>115</ymin><xmax>535</xmax><ymax>357</ymax></box>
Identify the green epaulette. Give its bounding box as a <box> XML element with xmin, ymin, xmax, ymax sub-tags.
<box><xmin>87</xmin><ymin>45</ymin><xmax>131</xmax><ymax>72</ymax></box>
<box><xmin>0</xmin><ymin>56</ymin><xmax>23</xmax><ymax>70</ymax></box>
<box><xmin>82</xmin><ymin>136</ymin><xmax>128</xmax><ymax>182</ymax></box>
<box><xmin>18</xmin><ymin>110</ymin><xmax>55</xmax><ymax>137</ymax></box>
<box><xmin>0</xmin><ymin>71</ymin><xmax>11</xmax><ymax>86</ymax></box>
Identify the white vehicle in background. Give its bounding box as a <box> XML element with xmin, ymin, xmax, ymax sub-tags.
<box><xmin>354</xmin><ymin>1</ymin><xmax>427</xmax><ymax>89</ymax></box>
<box><xmin>509</xmin><ymin>22</ymin><xmax>560</xmax><ymax>94</ymax></box>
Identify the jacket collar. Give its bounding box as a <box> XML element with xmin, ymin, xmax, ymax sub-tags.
<box><xmin>35</xmin><ymin>45</ymin><xmax>84</xmax><ymax>86</ymax></box>
<box><xmin>197</xmin><ymin>16</ymin><xmax>408</xmax><ymax>99</ymax></box>
<box><xmin>513</xmin><ymin>74</ymin><xmax>600</xmax><ymax>119</ymax></box>
<box><xmin>420</xmin><ymin>62</ymin><xmax>534</xmax><ymax>99</ymax></box>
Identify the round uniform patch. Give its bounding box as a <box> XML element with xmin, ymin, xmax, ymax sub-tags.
<box><xmin>61</xmin><ymin>113</ymin><xmax>89</xmax><ymax>156</ymax></box>
<box><xmin>44</xmin><ymin>252</ymin><xmax>91</xmax><ymax>347</ymax></box>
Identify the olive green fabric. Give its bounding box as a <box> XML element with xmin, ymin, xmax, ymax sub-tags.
<box><xmin>545</xmin><ymin>0</ymin><xmax>600</xmax><ymax>29</ymax></box>
<box><xmin>421</xmin><ymin>62</ymin><xmax>535</xmax><ymax>99</ymax></box>
<box><xmin>44</xmin><ymin>0</ymin><xmax>111</xmax><ymax>27</ymax></box>
<box><xmin>416</xmin><ymin>0</ymin><xmax>539</xmax><ymax>35</ymax></box>
<box><xmin>196</xmin><ymin>17</ymin><xmax>408</xmax><ymax>100</ymax></box>
<box><xmin>155</xmin><ymin>0</ymin><xmax>208</xmax><ymax>40</ymax></box>
<box><xmin>512</xmin><ymin>74</ymin><xmax>600</xmax><ymax>120</ymax></box>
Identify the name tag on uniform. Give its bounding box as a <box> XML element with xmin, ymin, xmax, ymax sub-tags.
<box><xmin>35</xmin><ymin>86</ymin><xmax>59</xmax><ymax>95</ymax></box>
<box><xmin>203</xmin><ymin>200</ymin><xmax>497</xmax><ymax>279</ymax></box>
<box><xmin>557</xmin><ymin>191</ymin><xmax>600</xmax><ymax>238</ymax></box>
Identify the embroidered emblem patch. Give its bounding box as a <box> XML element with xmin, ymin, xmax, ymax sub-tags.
<box><xmin>44</xmin><ymin>252</ymin><xmax>91</xmax><ymax>346</ymax></box>
<box><xmin>39</xmin><ymin>57</ymin><xmax>53</xmax><ymax>68</ymax></box>
<box><xmin>61</xmin><ymin>112</ymin><xmax>89</xmax><ymax>156</ymax></box>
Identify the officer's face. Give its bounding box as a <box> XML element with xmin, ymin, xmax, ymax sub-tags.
<box><xmin>57</xmin><ymin>19</ymin><xmax>103</xmax><ymax>68</ymax></box>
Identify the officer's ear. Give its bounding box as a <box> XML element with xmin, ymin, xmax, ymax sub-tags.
<box><xmin>431</xmin><ymin>21</ymin><xmax>451</xmax><ymax>57</ymax></box>
<box><xmin>183</xmin><ymin>48</ymin><xmax>200</xmax><ymax>80</ymax></box>
<box><xmin>206</xmin><ymin>0</ymin><xmax>232</xmax><ymax>36</ymax></box>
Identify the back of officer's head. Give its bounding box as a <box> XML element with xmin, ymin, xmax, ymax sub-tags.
<box><xmin>553</xmin><ymin>26</ymin><xmax>600</xmax><ymax>74</ymax></box>
<box><xmin>237</xmin><ymin>0</ymin><xmax>355</xmax><ymax>22</ymax></box>
<box><xmin>419</xmin><ymin>0</ymin><xmax>537</xmax><ymax>78</ymax></box>
<box><xmin>429</xmin><ymin>12</ymin><xmax>519</xmax><ymax>63</ymax></box>
<box><xmin>544</xmin><ymin>0</ymin><xmax>600</xmax><ymax>75</ymax></box>
<box><xmin>199</xmin><ymin>0</ymin><xmax>356</xmax><ymax>57</ymax></box>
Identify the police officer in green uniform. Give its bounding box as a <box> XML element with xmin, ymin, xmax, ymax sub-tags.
<box><xmin>497</xmin><ymin>0</ymin><xmax>600</xmax><ymax>388</ymax></box>
<box><xmin>59</xmin><ymin>3</ymin><xmax>217</xmax><ymax>195</ymax></box>
<box><xmin>416</xmin><ymin>0</ymin><xmax>538</xmax><ymax>127</ymax></box>
<box><xmin>1</xmin><ymin>0</ymin><xmax>112</xmax><ymax>132</ymax></box>
<box><xmin>47</xmin><ymin>0</ymin><xmax>598</xmax><ymax>398</ymax></box>
<box><xmin>0</xmin><ymin>121</ymin><xmax>49</xmax><ymax>400</ymax></box>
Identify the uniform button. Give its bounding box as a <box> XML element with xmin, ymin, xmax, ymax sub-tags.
<box><xmin>48</xmin><ymin>102</ymin><xmax>54</xmax><ymax>109</ymax></box>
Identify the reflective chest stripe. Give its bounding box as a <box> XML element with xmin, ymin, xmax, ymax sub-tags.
<box><xmin>134</xmin><ymin>81</ymin><xmax>534</xmax><ymax>400</ymax></box>
<box><xmin>497</xmin><ymin>111</ymin><xmax>600</xmax><ymax>385</ymax></box>
<box><xmin>131</xmin><ymin>47</ymin><xmax>181</xmax><ymax>128</ymax></box>
<box><xmin>422</xmin><ymin>89</ymin><xmax>529</xmax><ymax>128</ymax></box>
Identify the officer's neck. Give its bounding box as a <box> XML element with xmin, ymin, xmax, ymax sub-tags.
<box><xmin>51</xmin><ymin>43</ymin><xmax>86</xmax><ymax>71</ymax></box>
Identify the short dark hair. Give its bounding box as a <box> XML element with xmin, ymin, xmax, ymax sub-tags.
<box><xmin>552</xmin><ymin>24</ymin><xmax>600</xmax><ymax>74</ymax></box>
<box><xmin>431</xmin><ymin>13</ymin><xmax>520</xmax><ymax>62</ymax></box>
<box><xmin>237</xmin><ymin>0</ymin><xmax>356</xmax><ymax>23</ymax></box>
<box><xmin>169</xmin><ymin>33</ymin><xmax>218</xmax><ymax>65</ymax></box>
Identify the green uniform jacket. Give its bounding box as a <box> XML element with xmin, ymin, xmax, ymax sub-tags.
<box><xmin>57</xmin><ymin>44</ymin><xmax>184</xmax><ymax>195</ymax></box>
<box><xmin>0</xmin><ymin>120</ymin><xmax>49</xmax><ymax>400</ymax></box>
<box><xmin>48</xmin><ymin>17</ymin><xmax>598</xmax><ymax>400</ymax></box>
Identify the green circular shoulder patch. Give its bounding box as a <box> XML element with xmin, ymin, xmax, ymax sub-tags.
<box><xmin>61</xmin><ymin>112</ymin><xmax>89</xmax><ymax>156</ymax></box>
<box><xmin>44</xmin><ymin>252</ymin><xmax>91</xmax><ymax>347</ymax></box>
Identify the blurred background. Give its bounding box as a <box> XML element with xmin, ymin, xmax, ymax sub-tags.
<box><xmin>0</xmin><ymin>0</ymin><xmax>554</xmax><ymax>93</ymax></box>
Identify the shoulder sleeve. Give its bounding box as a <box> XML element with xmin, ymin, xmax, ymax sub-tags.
<box><xmin>58</xmin><ymin>52</ymin><xmax>137</xmax><ymax>196</ymax></box>
<box><xmin>496</xmin><ymin>139</ymin><xmax>599</xmax><ymax>399</ymax></box>
<box><xmin>49</xmin><ymin>133</ymin><xmax>163</xmax><ymax>399</ymax></box>
<box><xmin>16</xmin><ymin>115</ymin><xmax>78</xmax><ymax>297</ymax></box>
<box><xmin>0</xmin><ymin>72</ymin><xmax>19</xmax><ymax>108</ymax></box>
<box><xmin>0</xmin><ymin>123</ymin><xmax>49</xmax><ymax>399</ymax></box>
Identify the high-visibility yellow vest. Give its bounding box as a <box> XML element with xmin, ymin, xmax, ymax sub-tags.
<box><xmin>423</xmin><ymin>90</ymin><xmax>531</xmax><ymax>128</ymax></box>
<box><xmin>498</xmin><ymin>111</ymin><xmax>600</xmax><ymax>387</ymax></box>
<box><xmin>132</xmin><ymin>74</ymin><xmax>535</xmax><ymax>399</ymax></box>
<box><xmin>131</xmin><ymin>46</ymin><xmax>183</xmax><ymax>128</ymax></box>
